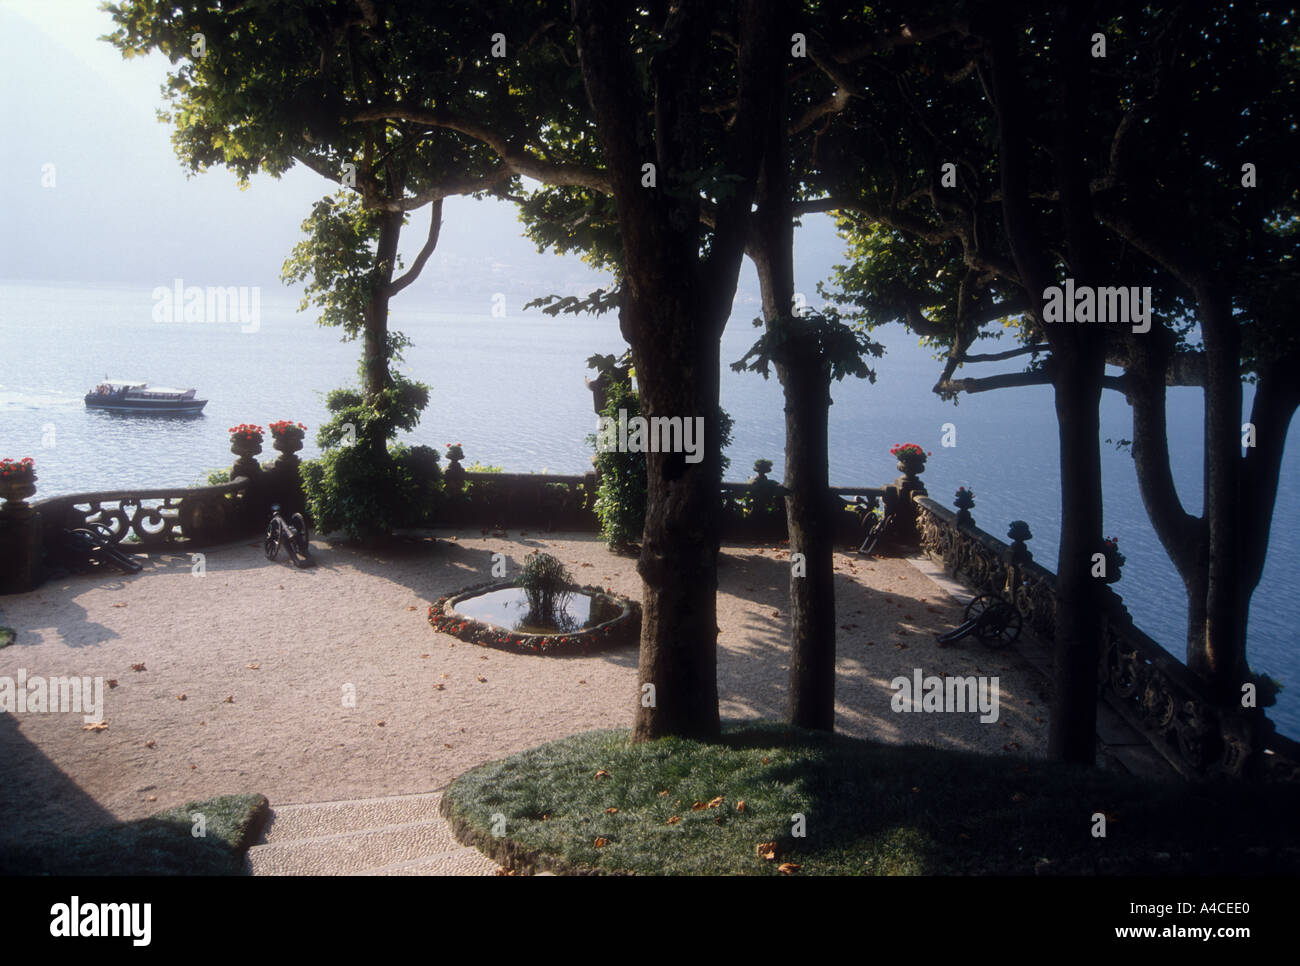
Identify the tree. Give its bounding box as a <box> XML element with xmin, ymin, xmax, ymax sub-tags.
<box><xmin>105</xmin><ymin>0</ymin><xmax>531</xmax><ymax>535</ymax></box>
<box><xmin>822</xmin><ymin>3</ymin><xmax>1299</xmax><ymax>737</ymax></box>
<box><xmin>566</xmin><ymin>0</ymin><xmax>783</xmax><ymax>740</ymax></box>
<box><xmin>787</xmin><ymin>2</ymin><xmax>1120</xmax><ymax>761</ymax></box>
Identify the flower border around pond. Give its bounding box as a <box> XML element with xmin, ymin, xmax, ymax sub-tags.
<box><xmin>428</xmin><ymin>580</ymin><xmax>641</xmax><ymax>655</ymax></box>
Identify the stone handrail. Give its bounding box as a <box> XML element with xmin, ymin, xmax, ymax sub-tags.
<box><xmin>32</xmin><ymin>479</ymin><xmax>256</xmax><ymax>549</ymax></box>
<box><xmin>913</xmin><ymin>494</ymin><xmax>1299</xmax><ymax>782</ymax></box>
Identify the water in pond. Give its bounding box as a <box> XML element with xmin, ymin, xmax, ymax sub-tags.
<box><xmin>451</xmin><ymin>587</ymin><xmax>624</xmax><ymax>635</ymax></box>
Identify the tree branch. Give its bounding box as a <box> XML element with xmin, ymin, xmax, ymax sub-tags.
<box><xmin>351</xmin><ymin>103</ymin><xmax>611</xmax><ymax>192</ymax></box>
<box><xmin>388</xmin><ymin>198</ymin><xmax>442</xmax><ymax>296</ymax></box>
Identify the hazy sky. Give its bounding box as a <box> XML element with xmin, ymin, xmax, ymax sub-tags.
<box><xmin>0</xmin><ymin>0</ymin><xmax>845</xmax><ymax>317</ymax></box>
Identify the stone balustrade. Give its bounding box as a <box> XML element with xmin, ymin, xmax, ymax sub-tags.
<box><xmin>914</xmin><ymin>494</ymin><xmax>1300</xmax><ymax>782</ymax></box>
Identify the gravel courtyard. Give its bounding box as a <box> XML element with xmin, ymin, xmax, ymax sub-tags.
<box><xmin>0</xmin><ymin>530</ymin><xmax>1050</xmax><ymax>848</ymax></box>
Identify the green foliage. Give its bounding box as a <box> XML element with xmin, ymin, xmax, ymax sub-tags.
<box><xmin>281</xmin><ymin>192</ymin><xmax>386</xmax><ymax>338</ymax></box>
<box><xmin>197</xmin><ymin>468</ymin><xmax>230</xmax><ymax>487</ymax></box>
<box><xmin>518</xmin><ymin>552</ymin><xmax>574</xmax><ymax>626</ymax></box>
<box><xmin>301</xmin><ymin>440</ymin><xmax>441</xmax><ymax>541</ymax></box>
<box><xmin>315</xmin><ymin>371</ymin><xmax>430</xmax><ymax>452</ymax></box>
<box><xmin>303</xmin><ymin>370</ymin><xmax>436</xmax><ymax>541</ymax></box>
<box><xmin>587</xmin><ymin>371</ymin><xmax>734</xmax><ymax>548</ymax></box>
<box><xmin>0</xmin><ymin>793</ymin><xmax>267</xmax><ymax>876</ymax></box>
<box><xmin>731</xmin><ymin>307</ymin><xmax>884</xmax><ymax>387</ymax></box>
<box><xmin>441</xmin><ymin>724</ymin><xmax>1300</xmax><ymax>876</ymax></box>
<box><xmin>589</xmin><ymin>378</ymin><xmax>646</xmax><ymax>549</ymax></box>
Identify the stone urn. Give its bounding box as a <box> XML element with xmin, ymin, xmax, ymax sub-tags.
<box><xmin>953</xmin><ymin>487</ymin><xmax>975</xmax><ymax>527</ymax></box>
<box><xmin>0</xmin><ymin>472</ymin><xmax>37</xmax><ymax>513</ymax></box>
<box><xmin>444</xmin><ymin>444</ymin><xmax>466</xmax><ymax>492</ymax></box>
<box><xmin>229</xmin><ymin>426</ymin><xmax>264</xmax><ymax>479</ymax></box>
<box><xmin>271</xmin><ymin>425</ymin><xmax>305</xmax><ymax>471</ymax></box>
<box><xmin>895</xmin><ymin>452</ymin><xmax>927</xmax><ymax>481</ymax></box>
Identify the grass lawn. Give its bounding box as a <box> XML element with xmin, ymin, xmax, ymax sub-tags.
<box><xmin>440</xmin><ymin>724</ymin><xmax>1300</xmax><ymax>875</ymax></box>
<box><xmin>0</xmin><ymin>794</ymin><xmax>269</xmax><ymax>875</ymax></box>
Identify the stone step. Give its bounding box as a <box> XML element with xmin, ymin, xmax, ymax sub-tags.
<box><xmin>259</xmin><ymin>791</ymin><xmax>447</xmax><ymax>845</ymax></box>
<box><xmin>248</xmin><ymin>818</ymin><xmax>474</xmax><ymax>875</ymax></box>
<box><xmin>358</xmin><ymin>848</ymin><xmax>500</xmax><ymax>877</ymax></box>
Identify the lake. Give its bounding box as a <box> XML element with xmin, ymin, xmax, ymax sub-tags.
<box><xmin>2</xmin><ymin>280</ymin><xmax>1296</xmax><ymax>737</ymax></box>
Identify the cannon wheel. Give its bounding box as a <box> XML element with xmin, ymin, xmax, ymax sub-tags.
<box><xmin>290</xmin><ymin>513</ymin><xmax>310</xmax><ymax>557</ymax></box>
<box><xmin>263</xmin><ymin>519</ymin><xmax>281</xmax><ymax>561</ymax></box>
<box><xmin>964</xmin><ymin>593</ymin><xmax>1023</xmax><ymax>647</ymax></box>
<box><xmin>87</xmin><ymin>522</ymin><xmax>121</xmax><ymax>545</ymax></box>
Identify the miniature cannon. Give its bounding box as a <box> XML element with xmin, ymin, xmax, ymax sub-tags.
<box><xmin>264</xmin><ymin>504</ymin><xmax>312</xmax><ymax>568</ymax></box>
<box><xmin>936</xmin><ymin>593</ymin><xmax>1022</xmax><ymax>648</ymax></box>
<box><xmin>58</xmin><ymin>523</ymin><xmax>143</xmax><ymax>574</ymax></box>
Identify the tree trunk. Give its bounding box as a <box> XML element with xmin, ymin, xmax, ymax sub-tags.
<box><xmin>571</xmin><ymin>0</ymin><xmax>778</xmax><ymax>742</ymax></box>
<box><xmin>1046</xmin><ymin>349</ymin><xmax>1105</xmax><ymax>762</ymax></box>
<box><xmin>1196</xmin><ymin>284</ymin><xmax>1245</xmax><ymax>701</ymax></box>
<box><xmin>781</xmin><ymin>360</ymin><xmax>837</xmax><ymax>730</ymax></box>
<box><xmin>751</xmin><ymin>229</ymin><xmax>839</xmax><ymax>732</ymax></box>
<box><xmin>1124</xmin><ymin>327</ymin><xmax>1210</xmax><ymax>668</ymax></box>
<box><xmin>747</xmin><ymin>28</ymin><xmax>839</xmax><ymax>731</ymax></box>
<box><xmin>363</xmin><ymin>207</ymin><xmax>404</xmax><ymax>403</ymax></box>
<box><xmin>627</xmin><ymin>294</ymin><xmax>725</xmax><ymax>742</ymax></box>
<box><xmin>988</xmin><ymin>9</ymin><xmax>1105</xmax><ymax>763</ymax></box>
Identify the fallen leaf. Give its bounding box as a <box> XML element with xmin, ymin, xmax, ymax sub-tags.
<box><xmin>657</xmin><ymin>790</ymin><xmax>668</xmax><ymax>797</ymax></box>
<box><xmin>605</xmin><ymin>807</ymin><xmax>619</xmax><ymax>814</ymax></box>
<box><xmin>778</xmin><ymin>862</ymin><xmax>800</xmax><ymax>875</ymax></box>
<box><xmin>130</xmin><ymin>663</ymin><xmax>146</xmax><ymax>672</ymax></box>
<box><xmin>246</xmin><ymin>663</ymin><xmax>260</xmax><ymax>670</ymax></box>
<box><xmin>376</xmin><ymin>721</ymin><xmax>385</xmax><ymax>727</ymax></box>
<box><xmin>756</xmin><ymin>842</ymin><xmax>778</xmax><ymax>861</ymax></box>
<box><xmin>736</xmin><ymin>801</ymin><xmax>746</xmax><ymax>812</ymax></box>
<box><xmin>434</xmin><ymin>683</ymin><xmax>445</xmax><ymax>691</ymax></box>
<box><xmin>477</xmin><ymin>676</ymin><xmax>487</xmax><ymax>683</ymax></box>
<box><xmin>111</xmin><ymin>602</ymin><xmax>127</xmax><ymax>608</ymax></box>
<box><xmin>82</xmin><ymin>721</ymin><xmax>108</xmax><ymax>732</ymax></box>
<box><xmin>691</xmin><ymin>801</ymin><xmax>707</xmax><ymax>811</ymax></box>
<box><xmin>406</xmin><ymin>606</ymin><xmax>417</xmax><ymax>611</ymax></box>
<box><xmin>593</xmin><ymin>837</ymin><xmax>609</xmax><ymax>848</ymax></box>
<box><xmin>147</xmin><ymin>795</ymin><xmax>157</xmax><ymax>802</ymax></box>
<box><xmin>666</xmin><ymin>816</ymin><xmax>680</xmax><ymax>825</ymax></box>
<box><xmin>762</xmin><ymin>757</ymin><xmax>771</xmax><ymax>764</ymax></box>
<box><xmin>223</xmin><ymin>695</ymin><xmax>234</xmax><ymax>703</ymax></box>
<box><xmin>145</xmin><ymin>739</ymin><xmax>156</xmax><ymax>748</ymax></box>
<box><xmin>420</xmin><ymin>654</ymin><xmax>430</xmax><ymax>659</ymax></box>
<box><xmin>594</xmin><ymin>770</ymin><xmax>610</xmax><ymax>780</ymax></box>
<box><xmin>707</xmin><ymin>796</ymin><xmax>724</xmax><ymax>809</ymax></box>
<box><xmin>578</xmin><ymin>679</ymin><xmax>587</xmax><ymax>685</ymax></box>
<box><xmin>177</xmin><ymin>694</ymin><xmax>187</xmax><ymax>701</ymax></box>
<box><xmin>771</xmin><ymin>610</ymin><xmax>781</xmax><ymax>617</ymax></box>
<box><xmin>106</xmin><ymin>679</ymin><xmax>119</xmax><ymax>689</ymax></box>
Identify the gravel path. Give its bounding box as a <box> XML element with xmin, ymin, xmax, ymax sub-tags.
<box><xmin>0</xmin><ymin>530</ymin><xmax>1049</xmax><ymax>848</ymax></box>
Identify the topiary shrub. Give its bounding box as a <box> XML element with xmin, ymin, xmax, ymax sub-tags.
<box><xmin>301</xmin><ymin>369</ymin><xmax>438</xmax><ymax>541</ymax></box>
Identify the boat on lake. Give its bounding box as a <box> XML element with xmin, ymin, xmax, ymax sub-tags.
<box><xmin>84</xmin><ymin>379</ymin><xmax>207</xmax><ymax>414</ymax></box>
